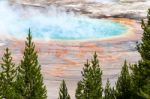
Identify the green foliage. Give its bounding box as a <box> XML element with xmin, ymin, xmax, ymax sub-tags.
<box><xmin>139</xmin><ymin>81</ymin><xmax>150</xmax><ymax>99</ymax></box>
<box><xmin>148</xmin><ymin>9</ymin><xmax>150</xmax><ymax>25</ymax></box>
<box><xmin>103</xmin><ymin>79</ymin><xmax>116</xmax><ymax>99</ymax></box>
<box><xmin>138</xmin><ymin>9</ymin><xmax>150</xmax><ymax>61</ymax></box>
<box><xmin>58</xmin><ymin>80</ymin><xmax>71</xmax><ymax>99</ymax></box>
<box><xmin>131</xmin><ymin>9</ymin><xmax>150</xmax><ymax>98</ymax></box>
<box><xmin>116</xmin><ymin>61</ymin><xmax>132</xmax><ymax>99</ymax></box>
<box><xmin>16</xmin><ymin>29</ymin><xmax>47</xmax><ymax>99</ymax></box>
<box><xmin>76</xmin><ymin>52</ymin><xmax>103</xmax><ymax>99</ymax></box>
<box><xmin>131</xmin><ymin>61</ymin><xmax>150</xmax><ymax>98</ymax></box>
<box><xmin>0</xmin><ymin>48</ymin><xmax>18</xmax><ymax>98</ymax></box>
<box><xmin>139</xmin><ymin>89</ymin><xmax>150</xmax><ymax>99</ymax></box>
<box><xmin>75</xmin><ymin>81</ymin><xmax>84</xmax><ymax>99</ymax></box>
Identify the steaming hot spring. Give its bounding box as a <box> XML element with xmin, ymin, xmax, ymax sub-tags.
<box><xmin>0</xmin><ymin>1</ymin><xmax>129</xmax><ymax>41</ymax></box>
<box><xmin>0</xmin><ymin>0</ymin><xmax>142</xmax><ymax>98</ymax></box>
<box><xmin>7</xmin><ymin>17</ymin><xmax>128</xmax><ymax>40</ymax></box>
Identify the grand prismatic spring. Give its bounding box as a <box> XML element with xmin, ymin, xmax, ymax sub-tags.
<box><xmin>0</xmin><ymin>1</ymin><xmax>127</xmax><ymax>40</ymax></box>
<box><xmin>0</xmin><ymin>0</ymin><xmax>150</xmax><ymax>98</ymax></box>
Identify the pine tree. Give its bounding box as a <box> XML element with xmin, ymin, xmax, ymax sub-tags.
<box><xmin>0</xmin><ymin>48</ymin><xmax>18</xmax><ymax>98</ymax></box>
<box><xmin>75</xmin><ymin>81</ymin><xmax>84</xmax><ymax>99</ymax></box>
<box><xmin>116</xmin><ymin>61</ymin><xmax>132</xmax><ymax>99</ymax></box>
<box><xmin>131</xmin><ymin>9</ymin><xmax>150</xmax><ymax>98</ymax></box>
<box><xmin>137</xmin><ymin>9</ymin><xmax>150</xmax><ymax>61</ymax></box>
<box><xmin>76</xmin><ymin>52</ymin><xmax>103</xmax><ymax>99</ymax></box>
<box><xmin>139</xmin><ymin>81</ymin><xmax>150</xmax><ymax>99</ymax></box>
<box><xmin>131</xmin><ymin>61</ymin><xmax>150</xmax><ymax>98</ymax></box>
<box><xmin>103</xmin><ymin>79</ymin><xmax>116</xmax><ymax>99</ymax></box>
<box><xmin>16</xmin><ymin>29</ymin><xmax>47</xmax><ymax>99</ymax></box>
<box><xmin>58</xmin><ymin>80</ymin><xmax>71</xmax><ymax>99</ymax></box>
<box><xmin>140</xmin><ymin>91</ymin><xmax>150</xmax><ymax>99</ymax></box>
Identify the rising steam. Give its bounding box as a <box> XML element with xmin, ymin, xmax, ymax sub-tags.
<box><xmin>0</xmin><ymin>0</ymin><xmax>127</xmax><ymax>41</ymax></box>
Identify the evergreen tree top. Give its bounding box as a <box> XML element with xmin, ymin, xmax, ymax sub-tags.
<box><xmin>104</xmin><ymin>79</ymin><xmax>116</xmax><ymax>99</ymax></box>
<box><xmin>116</xmin><ymin>60</ymin><xmax>132</xmax><ymax>99</ymax></box>
<box><xmin>16</xmin><ymin>29</ymin><xmax>47</xmax><ymax>99</ymax></box>
<box><xmin>76</xmin><ymin>52</ymin><xmax>103</xmax><ymax>99</ymax></box>
<box><xmin>131</xmin><ymin>9</ymin><xmax>150</xmax><ymax>99</ymax></box>
<box><xmin>0</xmin><ymin>48</ymin><xmax>18</xmax><ymax>98</ymax></box>
<box><xmin>58</xmin><ymin>80</ymin><xmax>71</xmax><ymax>99</ymax></box>
<box><xmin>1</xmin><ymin>48</ymin><xmax>16</xmax><ymax>82</ymax></box>
<box><xmin>104</xmin><ymin>79</ymin><xmax>111</xmax><ymax>99</ymax></box>
<box><xmin>138</xmin><ymin>9</ymin><xmax>150</xmax><ymax>61</ymax></box>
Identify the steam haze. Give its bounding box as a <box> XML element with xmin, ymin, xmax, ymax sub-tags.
<box><xmin>0</xmin><ymin>0</ymin><xmax>127</xmax><ymax>41</ymax></box>
<box><xmin>0</xmin><ymin>0</ymin><xmax>77</xmax><ymax>40</ymax></box>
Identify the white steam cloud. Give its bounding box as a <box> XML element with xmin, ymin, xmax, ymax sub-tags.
<box><xmin>0</xmin><ymin>0</ymin><xmax>127</xmax><ymax>41</ymax></box>
<box><xmin>0</xmin><ymin>0</ymin><xmax>77</xmax><ymax>40</ymax></box>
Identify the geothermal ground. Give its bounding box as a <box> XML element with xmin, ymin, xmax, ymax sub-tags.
<box><xmin>0</xmin><ymin>18</ymin><xmax>141</xmax><ymax>98</ymax></box>
<box><xmin>0</xmin><ymin>0</ymin><xmax>149</xmax><ymax>99</ymax></box>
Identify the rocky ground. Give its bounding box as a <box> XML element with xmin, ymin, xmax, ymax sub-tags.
<box><xmin>12</xmin><ymin>0</ymin><xmax>150</xmax><ymax>20</ymax></box>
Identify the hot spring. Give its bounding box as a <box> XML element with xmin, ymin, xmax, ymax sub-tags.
<box><xmin>0</xmin><ymin>1</ymin><xmax>128</xmax><ymax>41</ymax></box>
<box><xmin>23</xmin><ymin>17</ymin><xmax>128</xmax><ymax>40</ymax></box>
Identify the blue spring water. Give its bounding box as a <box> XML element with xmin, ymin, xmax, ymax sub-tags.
<box><xmin>13</xmin><ymin>16</ymin><xmax>128</xmax><ymax>40</ymax></box>
<box><xmin>30</xmin><ymin>17</ymin><xmax>127</xmax><ymax>40</ymax></box>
